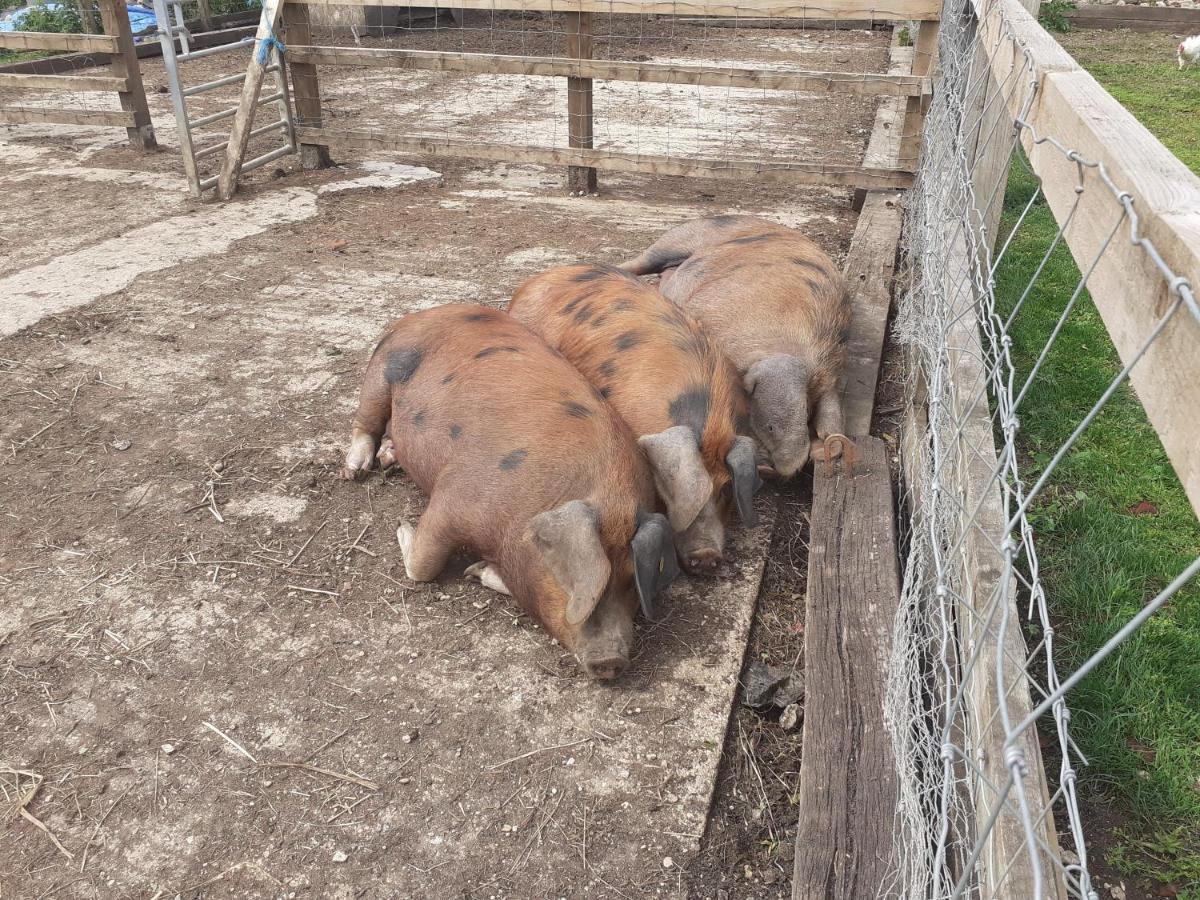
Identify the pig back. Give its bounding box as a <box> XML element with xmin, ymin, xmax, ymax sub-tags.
<box><xmin>661</xmin><ymin>233</ymin><xmax>850</xmax><ymax>386</ymax></box>
<box><xmin>375</xmin><ymin>305</ymin><xmax>654</xmax><ymax>557</ymax></box>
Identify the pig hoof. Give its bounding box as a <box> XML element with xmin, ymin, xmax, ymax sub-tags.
<box><xmin>376</xmin><ymin>437</ymin><xmax>397</xmax><ymax>470</ymax></box>
<box><xmin>581</xmin><ymin>655</ymin><xmax>629</xmax><ymax>681</ymax></box>
<box><xmin>464</xmin><ymin>561</ymin><xmax>511</xmax><ymax>596</ymax></box>
<box><xmin>343</xmin><ymin>434</ymin><xmax>377</xmax><ymax>481</ymax></box>
<box><xmin>683</xmin><ymin>549</ymin><xmax>723</xmax><ymax>575</ymax></box>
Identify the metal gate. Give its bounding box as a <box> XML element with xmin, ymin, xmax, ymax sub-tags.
<box><xmin>152</xmin><ymin>0</ymin><xmax>296</xmax><ymax>197</ymax></box>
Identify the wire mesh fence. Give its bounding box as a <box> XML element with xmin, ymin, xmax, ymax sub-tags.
<box><xmin>890</xmin><ymin>1</ymin><xmax>1200</xmax><ymax>898</ymax></box>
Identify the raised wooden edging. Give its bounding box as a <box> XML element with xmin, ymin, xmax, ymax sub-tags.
<box><xmin>1066</xmin><ymin>2</ymin><xmax>1200</xmax><ymax>31</ymax></box>
<box><xmin>286</xmin><ymin>44</ymin><xmax>931</xmax><ymax>96</ymax></box>
<box><xmin>977</xmin><ymin>0</ymin><xmax>1200</xmax><ymax>514</ymax></box>
<box><xmin>791</xmin><ymin>27</ymin><xmax>907</xmax><ymax>900</ymax></box>
<box><xmin>295</xmin><ymin>0</ymin><xmax>944</xmax><ymax>20</ymax></box>
<box><xmin>293</xmin><ymin>125</ymin><xmax>917</xmax><ymax>188</ymax></box>
<box><xmin>792</xmin><ymin>438</ymin><xmax>902</xmax><ymax>899</ymax></box>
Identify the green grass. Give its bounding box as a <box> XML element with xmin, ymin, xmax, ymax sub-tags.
<box><xmin>992</xmin><ymin>149</ymin><xmax>1200</xmax><ymax>892</ymax></box>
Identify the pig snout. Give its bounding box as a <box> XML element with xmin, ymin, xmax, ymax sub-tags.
<box><xmin>574</xmin><ymin>601</ymin><xmax>634</xmax><ymax>681</ymax></box>
<box><xmin>683</xmin><ymin>548</ymin><xmax>723</xmax><ymax>574</ymax></box>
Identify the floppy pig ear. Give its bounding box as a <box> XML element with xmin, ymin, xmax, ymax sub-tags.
<box><xmin>726</xmin><ymin>435</ymin><xmax>763</xmax><ymax>527</ymax></box>
<box><xmin>637</xmin><ymin>425</ymin><xmax>713</xmax><ymax>532</ymax></box>
<box><xmin>528</xmin><ymin>500</ymin><xmax>611</xmax><ymax>626</ymax></box>
<box><xmin>631</xmin><ymin>512</ymin><xmax>680</xmax><ymax>622</ymax></box>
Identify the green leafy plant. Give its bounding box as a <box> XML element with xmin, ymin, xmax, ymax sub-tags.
<box><xmin>18</xmin><ymin>1</ymin><xmax>84</xmax><ymax>33</ymax></box>
<box><xmin>898</xmin><ymin>25</ymin><xmax>913</xmax><ymax>47</ymax></box>
<box><xmin>1038</xmin><ymin>0</ymin><xmax>1076</xmax><ymax>33</ymax></box>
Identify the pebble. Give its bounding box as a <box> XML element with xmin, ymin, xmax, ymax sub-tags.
<box><xmin>161</xmin><ymin>743</ymin><xmax>175</xmax><ymax>754</ymax></box>
<box><xmin>332</xmin><ymin>850</ymin><xmax>348</xmax><ymax>863</ymax></box>
<box><xmin>662</xmin><ymin>856</ymin><xmax>674</xmax><ymax>868</ymax></box>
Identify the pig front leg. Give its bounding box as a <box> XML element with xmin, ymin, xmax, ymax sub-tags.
<box><xmin>395</xmin><ymin>500</ymin><xmax>456</xmax><ymax>582</ymax></box>
<box><xmin>810</xmin><ymin>390</ymin><xmax>857</xmax><ymax>474</ymax></box>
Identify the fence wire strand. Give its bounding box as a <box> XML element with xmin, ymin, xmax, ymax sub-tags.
<box><xmin>890</xmin><ymin>1</ymin><xmax>1199</xmax><ymax>898</ymax></box>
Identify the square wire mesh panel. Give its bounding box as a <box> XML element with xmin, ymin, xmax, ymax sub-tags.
<box><xmin>888</xmin><ymin>1</ymin><xmax>1200</xmax><ymax>898</ymax></box>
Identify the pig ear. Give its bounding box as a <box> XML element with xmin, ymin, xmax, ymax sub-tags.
<box><xmin>637</xmin><ymin>425</ymin><xmax>713</xmax><ymax>532</ymax></box>
<box><xmin>528</xmin><ymin>500</ymin><xmax>611</xmax><ymax>626</ymax></box>
<box><xmin>631</xmin><ymin>512</ymin><xmax>680</xmax><ymax>622</ymax></box>
<box><xmin>726</xmin><ymin>436</ymin><xmax>763</xmax><ymax>527</ymax></box>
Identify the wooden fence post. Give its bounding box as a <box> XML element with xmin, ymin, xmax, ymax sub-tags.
<box><xmin>282</xmin><ymin>2</ymin><xmax>333</xmax><ymax>169</ymax></box>
<box><xmin>565</xmin><ymin>12</ymin><xmax>597</xmax><ymax>194</ymax></box>
<box><xmin>898</xmin><ymin>21</ymin><xmax>938</xmax><ymax>171</ymax></box>
<box><xmin>196</xmin><ymin>0</ymin><xmax>214</xmax><ymax>32</ymax></box>
<box><xmin>98</xmin><ymin>0</ymin><xmax>156</xmax><ymax>150</ymax></box>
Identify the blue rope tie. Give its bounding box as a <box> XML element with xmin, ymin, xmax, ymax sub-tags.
<box><xmin>256</xmin><ymin>32</ymin><xmax>286</xmax><ymax>66</ymax></box>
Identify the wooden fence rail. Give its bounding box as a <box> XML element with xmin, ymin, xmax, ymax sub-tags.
<box><xmin>0</xmin><ymin>0</ymin><xmax>156</xmax><ymax>148</ymax></box>
<box><xmin>217</xmin><ymin>0</ymin><xmax>933</xmax><ymax>197</ymax></box>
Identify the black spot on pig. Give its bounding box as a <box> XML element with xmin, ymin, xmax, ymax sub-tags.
<box><xmin>599</xmin><ymin>387</ymin><xmax>612</xmax><ymax>400</ymax></box>
<box><xmin>709</xmin><ymin>214</ymin><xmax>740</xmax><ymax>226</ymax></box>
<box><xmin>413</xmin><ymin>410</ymin><xmax>427</xmax><ymax>427</ymax></box>
<box><xmin>615</xmin><ymin>331</ymin><xmax>644</xmax><ymax>352</ymax></box>
<box><xmin>441</xmin><ymin>372</ymin><xmax>455</xmax><ymax>385</ymax></box>
<box><xmin>465</xmin><ymin>309</ymin><xmax>496</xmax><ymax>321</ymax></box>
<box><xmin>573</xmin><ymin>304</ymin><xmax>595</xmax><ymax>326</ymax></box>
<box><xmin>475</xmin><ymin>346</ymin><xmax>520</xmax><ymax>360</ymax></box>
<box><xmin>449</xmin><ymin>424</ymin><xmax>462</xmax><ymax>440</ymax></box>
<box><xmin>571</xmin><ymin>264</ymin><xmax>639</xmax><ymax>285</ymax></box>
<box><xmin>562</xmin><ymin>401</ymin><xmax>593</xmax><ymax>419</ymax></box>
<box><xmin>613</xmin><ymin>298</ymin><xmax>635</xmax><ymax>312</ymax></box>
<box><xmin>597</xmin><ymin>359</ymin><xmax>617</xmax><ymax>380</ymax></box>
<box><xmin>385</xmin><ymin>347</ymin><xmax>423</xmax><ymax>385</ymax></box>
<box><xmin>790</xmin><ymin>256</ymin><xmax>826</xmax><ymax>274</ymax></box>
<box><xmin>669</xmin><ymin>386</ymin><xmax>711</xmax><ymax>438</ymax></box>
<box><xmin>499</xmin><ymin>449</ymin><xmax>528</xmax><ymax>471</ymax></box>
<box><xmin>838</xmin><ymin>324</ymin><xmax>852</xmax><ymax>345</ymax></box>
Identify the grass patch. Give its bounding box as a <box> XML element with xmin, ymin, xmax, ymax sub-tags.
<box><xmin>993</xmin><ymin>155</ymin><xmax>1200</xmax><ymax>892</ymax></box>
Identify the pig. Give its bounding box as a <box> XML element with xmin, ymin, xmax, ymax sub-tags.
<box><xmin>507</xmin><ymin>263</ymin><xmax>760</xmax><ymax>575</ymax></box>
<box><xmin>621</xmin><ymin>215</ymin><xmax>853</xmax><ymax>478</ymax></box>
<box><xmin>341</xmin><ymin>304</ymin><xmax>678</xmax><ymax>680</ymax></box>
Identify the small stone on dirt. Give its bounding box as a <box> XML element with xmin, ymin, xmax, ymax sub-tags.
<box><xmin>779</xmin><ymin>703</ymin><xmax>802</xmax><ymax>732</ymax></box>
<box><xmin>112</xmin><ymin>439</ymin><xmax>131</xmax><ymax>451</ymax></box>
<box><xmin>401</xmin><ymin>729</ymin><xmax>419</xmax><ymax>744</ymax></box>
<box><xmin>662</xmin><ymin>856</ymin><xmax>674</xmax><ymax>868</ymax></box>
<box><xmin>331</xmin><ymin>850</ymin><xmax>348</xmax><ymax>863</ymax></box>
<box><xmin>161</xmin><ymin>743</ymin><xmax>175</xmax><ymax>754</ymax></box>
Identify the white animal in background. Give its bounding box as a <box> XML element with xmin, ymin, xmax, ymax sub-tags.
<box><xmin>1179</xmin><ymin>35</ymin><xmax>1200</xmax><ymax>70</ymax></box>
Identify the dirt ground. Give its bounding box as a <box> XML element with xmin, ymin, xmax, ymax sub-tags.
<box><xmin>0</xmin><ymin>23</ymin><xmax>888</xmax><ymax>899</ymax></box>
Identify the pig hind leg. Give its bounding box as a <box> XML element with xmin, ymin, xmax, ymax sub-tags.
<box><xmin>396</xmin><ymin>499</ymin><xmax>456</xmax><ymax>582</ymax></box>
<box><xmin>342</xmin><ymin>350</ymin><xmax>394</xmax><ymax>480</ymax></box>
<box><xmin>464</xmin><ymin>561</ymin><xmax>512</xmax><ymax>596</ymax></box>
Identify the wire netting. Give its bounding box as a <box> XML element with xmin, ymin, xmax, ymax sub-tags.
<box><xmin>889</xmin><ymin>2</ymin><xmax>1199</xmax><ymax>898</ymax></box>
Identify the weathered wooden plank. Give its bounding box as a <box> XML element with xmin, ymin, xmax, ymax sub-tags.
<box><xmin>0</xmin><ymin>105</ymin><xmax>136</xmax><ymax>127</ymax></box>
<box><xmin>0</xmin><ymin>72</ymin><xmax>128</xmax><ymax>91</ymax></box>
<box><xmin>285</xmin><ymin>45</ymin><xmax>931</xmax><ymax>97</ymax></box>
<box><xmin>293</xmin><ymin>126</ymin><xmax>915</xmax><ymax>188</ymax></box>
<box><xmin>0</xmin><ymin>26</ymin><xmax>256</xmax><ymax>76</ymax></box>
<box><xmin>288</xmin><ymin>0</ymin><xmax>944</xmax><ymax>22</ymax></box>
<box><xmin>565</xmin><ymin>12</ymin><xmax>597</xmax><ymax>193</ymax></box>
<box><xmin>0</xmin><ymin>30</ymin><xmax>119</xmax><ymax>52</ymax></box>
<box><xmin>217</xmin><ymin>0</ymin><xmax>287</xmax><ymax>198</ymax></box>
<box><xmin>98</xmin><ymin>0</ymin><xmax>156</xmax><ymax>149</ymax></box>
<box><xmin>840</xmin><ymin>193</ymin><xmax>902</xmax><ymax>436</ymax></box>
<box><xmin>977</xmin><ymin>0</ymin><xmax>1200</xmax><ymax>515</ymax></box>
<box><xmin>1067</xmin><ymin>2</ymin><xmax>1200</xmax><ymax>31</ymax></box>
<box><xmin>792</xmin><ymin>436</ymin><xmax>901</xmax><ymax>900</ymax></box>
<box><xmin>898</xmin><ymin>20</ymin><xmax>938</xmax><ymax>171</ymax></box>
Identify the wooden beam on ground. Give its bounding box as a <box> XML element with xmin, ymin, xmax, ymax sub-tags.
<box><xmin>0</xmin><ymin>30</ymin><xmax>119</xmax><ymax>52</ymax></box>
<box><xmin>977</xmin><ymin>0</ymin><xmax>1200</xmax><ymax>514</ymax></box>
<box><xmin>1066</xmin><ymin>2</ymin><xmax>1200</xmax><ymax>31</ymax></box>
<box><xmin>0</xmin><ymin>72</ymin><xmax>128</xmax><ymax>91</ymax></box>
<box><xmin>285</xmin><ymin>45</ymin><xmax>931</xmax><ymax>97</ymax></box>
<box><xmin>565</xmin><ymin>12</ymin><xmax>597</xmax><ymax>194</ymax></box>
<box><xmin>98</xmin><ymin>0</ymin><xmax>156</xmax><ymax>149</ymax></box>
<box><xmin>293</xmin><ymin>126</ymin><xmax>914</xmax><ymax>189</ymax></box>
<box><xmin>0</xmin><ymin>105</ymin><xmax>136</xmax><ymax>127</ymax></box>
<box><xmin>290</xmin><ymin>0</ymin><xmax>944</xmax><ymax>20</ymax></box>
<box><xmin>791</xmin><ymin>437</ymin><xmax>902</xmax><ymax>899</ymax></box>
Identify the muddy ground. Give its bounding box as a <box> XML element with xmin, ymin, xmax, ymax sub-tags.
<box><xmin>1</xmin><ymin>22</ymin><xmax>888</xmax><ymax>900</ymax></box>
